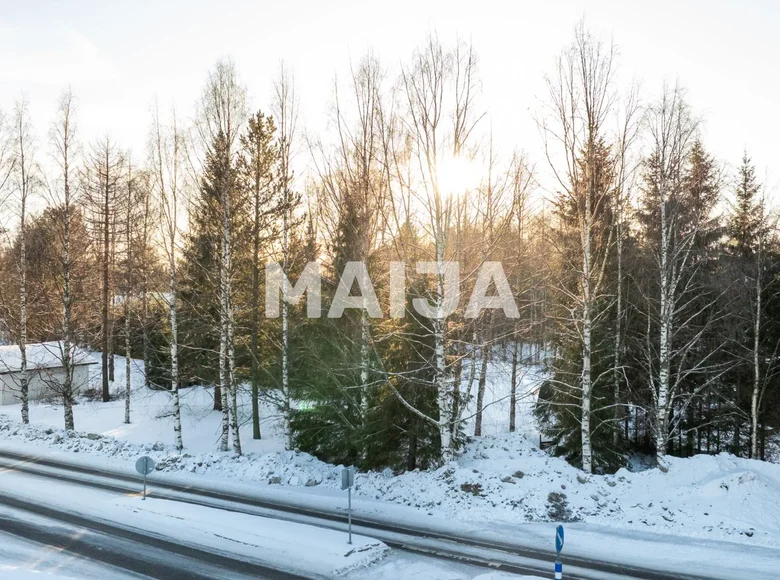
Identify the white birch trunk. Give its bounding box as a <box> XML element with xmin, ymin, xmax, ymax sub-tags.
<box><xmin>656</xmin><ymin>193</ymin><xmax>671</xmax><ymax>472</ymax></box>
<box><xmin>226</xmin><ymin>175</ymin><xmax>241</xmax><ymax>456</ymax></box>
<box><xmin>219</xmin><ymin>224</ymin><xmax>230</xmax><ymax>452</ymax></box>
<box><xmin>434</xmin><ymin>235</ymin><xmax>452</xmax><ymax>461</ymax></box>
<box><xmin>581</xmin><ymin>306</ymin><xmax>593</xmax><ymax>473</ymax></box>
<box><xmin>580</xmin><ymin>154</ymin><xmax>594</xmax><ymax>474</ymax></box>
<box><xmin>124</xmin><ymin>171</ymin><xmax>132</xmax><ymax>425</ymax></box>
<box><xmin>751</xmin><ymin>252</ymin><xmax>762</xmax><ymax>459</ymax></box>
<box><xmin>18</xmin><ymin>134</ymin><xmax>29</xmax><ymax>425</ymax></box>
<box><xmin>169</xmin><ymin>252</ymin><xmax>183</xmax><ymax>451</ymax></box>
<box><xmin>360</xmin><ymin>308</ymin><xmax>370</xmax><ymax>417</ymax></box>
<box><xmin>281</xmin><ymin>183</ymin><xmax>291</xmax><ymax>450</ymax></box>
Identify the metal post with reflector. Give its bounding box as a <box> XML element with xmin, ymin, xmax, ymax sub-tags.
<box><xmin>341</xmin><ymin>466</ymin><xmax>355</xmax><ymax>544</ymax></box>
<box><xmin>554</xmin><ymin>524</ymin><xmax>564</xmax><ymax>579</ymax></box>
<box><xmin>135</xmin><ymin>456</ymin><xmax>156</xmax><ymax>500</ymax></box>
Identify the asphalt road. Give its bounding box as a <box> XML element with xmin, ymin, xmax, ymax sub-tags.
<box><xmin>0</xmin><ymin>491</ymin><xmax>307</xmax><ymax>580</ymax></box>
<box><xmin>0</xmin><ymin>447</ymin><xmax>722</xmax><ymax>580</ymax></box>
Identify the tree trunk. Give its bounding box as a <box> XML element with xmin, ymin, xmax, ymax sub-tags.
<box><xmin>251</xmin><ymin>180</ymin><xmax>261</xmax><ymax>440</ymax></box>
<box><xmin>750</xmin><ymin>253</ymin><xmax>762</xmax><ymax>459</ymax></box>
<box><xmin>219</xmin><ymin>171</ymin><xmax>238</xmax><ymax>453</ymax></box>
<box><xmin>251</xmin><ymin>340</ymin><xmax>261</xmax><ymax>440</ymax></box>
<box><xmin>613</xmin><ymin>212</ymin><xmax>623</xmax><ymax>448</ymax></box>
<box><xmin>219</xmin><ymin>267</ymin><xmax>230</xmax><ymax>452</ymax></box>
<box><xmin>474</xmin><ymin>340</ymin><xmax>489</xmax><ymax>437</ymax></box>
<box><xmin>142</xmin><ymin>271</ymin><xmax>150</xmax><ymax>389</ymax></box>
<box><xmin>450</xmin><ymin>339</ymin><xmax>463</xmax><ymax>442</ymax></box>
<box><xmin>228</xmin><ymin>290</ymin><xmax>241</xmax><ymax>455</ymax></box>
<box><xmin>220</xmin><ymin>381</ymin><xmax>229</xmax><ymax>451</ymax></box>
<box><xmin>281</xmin><ymin>190</ymin><xmax>291</xmax><ymax>449</ymax></box>
<box><xmin>63</xmin><ymin>207</ymin><xmax>73</xmax><ymax>430</ymax></box>
<box><xmin>124</xmin><ymin>172</ymin><xmax>132</xmax><ymax>425</ymax></box>
<box><xmin>214</xmin><ymin>384</ymin><xmax>222</xmax><ymax>411</ymax></box>
<box><xmin>124</xmin><ymin>295</ymin><xmax>131</xmax><ymax>424</ymax></box>
<box><xmin>360</xmin><ymin>309</ymin><xmax>370</xmax><ymax>418</ymax></box>
<box><xmin>169</xmin><ymin>254</ymin><xmax>183</xmax><ymax>451</ymax></box>
<box><xmin>656</xmin><ymin>190</ymin><xmax>671</xmax><ymax>472</ymax></box>
<box><xmin>19</xmin><ymin>257</ymin><xmax>28</xmax><ymax>425</ymax></box>
<box><xmin>102</xmin><ymin>151</ymin><xmax>111</xmax><ymax>402</ymax></box>
<box><xmin>434</xmin><ymin>238</ymin><xmax>452</xmax><ymax>461</ymax></box>
<box><xmin>509</xmin><ymin>338</ymin><xmax>518</xmax><ymax>432</ymax></box>
<box><xmin>19</xmin><ymin>174</ymin><xmax>28</xmax><ymax>425</ymax></box>
<box><xmin>581</xmin><ymin>305</ymin><xmax>593</xmax><ymax>473</ymax></box>
<box><xmin>580</xmin><ymin>189</ymin><xmax>593</xmax><ymax>473</ymax></box>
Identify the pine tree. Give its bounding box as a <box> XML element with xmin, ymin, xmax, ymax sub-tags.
<box><xmin>237</xmin><ymin>110</ymin><xmax>280</xmax><ymax>441</ymax></box>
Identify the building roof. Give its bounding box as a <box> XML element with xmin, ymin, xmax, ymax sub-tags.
<box><xmin>0</xmin><ymin>342</ymin><xmax>96</xmax><ymax>375</ymax></box>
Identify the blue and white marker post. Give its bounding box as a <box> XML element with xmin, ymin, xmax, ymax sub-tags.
<box><xmin>554</xmin><ymin>524</ymin><xmax>564</xmax><ymax>579</ymax></box>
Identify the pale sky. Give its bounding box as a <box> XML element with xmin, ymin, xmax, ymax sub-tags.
<box><xmin>1</xmin><ymin>0</ymin><xmax>778</xmax><ymax>200</ymax></box>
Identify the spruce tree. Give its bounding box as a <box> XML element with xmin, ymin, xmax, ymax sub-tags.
<box><xmin>179</xmin><ymin>133</ymin><xmax>233</xmax><ymax>409</ymax></box>
<box><xmin>537</xmin><ymin>139</ymin><xmax>623</xmax><ymax>471</ymax></box>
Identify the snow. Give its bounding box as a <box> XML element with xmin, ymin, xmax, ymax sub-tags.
<box><xmin>0</xmin><ymin>532</ymin><xmax>139</xmax><ymax>580</ymax></box>
<box><xmin>0</xmin><ymin>468</ymin><xmax>389</xmax><ymax>578</ymax></box>
<box><xmin>472</xmin><ymin>576</ymin><xmax>545</xmax><ymax>580</ymax></box>
<box><xmin>0</xmin><ymin>342</ymin><xmax>94</xmax><ymax>374</ymax></box>
<box><xmin>113</xmin><ymin>496</ymin><xmax>388</xmax><ymax>576</ymax></box>
<box><xmin>3</xmin><ymin>373</ymin><xmax>779</xmax><ymax>548</ymax></box>
<box><xmin>0</xmin><ymin>570</ymin><xmax>86</xmax><ymax>580</ymax></box>
<box><xmin>1</xmin><ymin>352</ymin><xmax>779</xmax><ymax>578</ymax></box>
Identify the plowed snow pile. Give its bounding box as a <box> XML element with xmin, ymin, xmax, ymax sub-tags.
<box><xmin>2</xmin><ymin>413</ymin><xmax>779</xmax><ymax>549</ymax></box>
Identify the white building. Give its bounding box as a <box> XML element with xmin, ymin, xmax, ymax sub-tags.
<box><xmin>0</xmin><ymin>342</ymin><xmax>96</xmax><ymax>406</ymax></box>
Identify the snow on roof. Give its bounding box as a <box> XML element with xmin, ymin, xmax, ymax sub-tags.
<box><xmin>0</xmin><ymin>342</ymin><xmax>96</xmax><ymax>375</ymax></box>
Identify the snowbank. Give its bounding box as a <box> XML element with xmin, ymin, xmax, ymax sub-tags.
<box><xmin>1</xmin><ymin>353</ymin><xmax>778</xmax><ymax>554</ymax></box>
<box><xmin>2</xmin><ymin>464</ymin><xmax>388</xmax><ymax>578</ymax></box>
<box><xmin>0</xmin><ymin>572</ymin><xmax>81</xmax><ymax>580</ymax></box>
<box><xmin>2</xmin><ymin>413</ymin><xmax>780</xmax><ymax>551</ymax></box>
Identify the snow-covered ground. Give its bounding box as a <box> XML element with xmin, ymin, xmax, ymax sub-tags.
<box><xmin>1</xmin><ymin>352</ymin><xmax>779</xmax><ymax>578</ymax></box>
<box><xmin>0</xmin><ymin>468</ymin><xmax>388</xmax><ymax>578</ymax></box>
<box><xmin>0</xmin><ymin>532</ymin><xmax>141</xmax><ymax>580</ymax></box>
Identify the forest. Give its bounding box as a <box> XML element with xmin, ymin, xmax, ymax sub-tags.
<box><xmin>0</xmin><ymin>22</ymin><xmax>778</xmax><ymax>475</ymax></box>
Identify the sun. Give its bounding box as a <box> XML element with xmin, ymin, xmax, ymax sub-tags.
<box><xmin>436</xmin><ymin>154</ymin><xmax>481</xmax><ymax>198</ymax></box>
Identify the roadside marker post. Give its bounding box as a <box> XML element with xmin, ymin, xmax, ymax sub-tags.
<box><xmin>554</xmin><ymin>524</ymin><xmax>565</xmax><ymax>579</ymax></box>
<box><xmin>341</xmin><ymin>466</ymin><xmax>355</xmax><ymax>544</ymax></box>
<box><xmin>135</xmin><ymin>456</ymin><xmax>156</xmax><ymax>500</ymax></box>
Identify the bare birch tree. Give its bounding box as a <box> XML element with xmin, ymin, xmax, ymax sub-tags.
<box><xmin>272</xmin><ymin>63</ymin><xmax>299</xmax><ymax>450</ymax></box>
<box><xmin>197</xmin><ymin>58</ymin><xmax>247</xmax><ymax>453</ymax></box>
<box><xmin>640</xmin><ymin>85</ymin><xmax>725</xmax><ymax>470</ymax></box>
<box><xmin>541</xmin><ymin>23</ymin><xmax>618</xmax><ymax>472</ymax></box>
<box><xmin>151</xmin><ymin>103</ymin><xmax>185</xmax><ymax>451</ymax></box>
<box><xmin>48</xmin><ymin>90</ymin><xmax>81</xmax><ymax>429</ymax></box>
<box><xmin>312</xmin><ymin>53</ymin><xmax>390</xmax><ymax>426</ymax></box>
<box><xmin>399</xmin><ymin>35</ymin><xmax>483</xmax><ymax>461</ymax></box>
<box><xmin>9</xmin><ymin>98</ymin><xmax>42</xmax><ymax>424</ymax></box>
